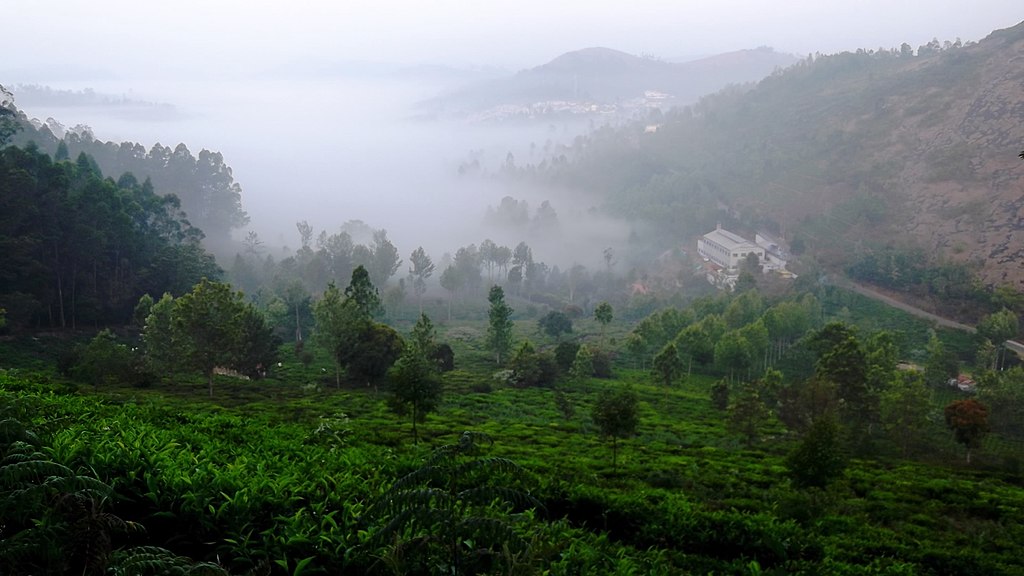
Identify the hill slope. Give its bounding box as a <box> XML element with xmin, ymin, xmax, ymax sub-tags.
<box><xmin>421</xmin><ymin>46</ymin><xmax>798</xmax><ymax>117</ymax></box>
<box><xmin>537</xmin><ymin>21</ymin><xmax>1024</xmax><ymax>289</ymax></box>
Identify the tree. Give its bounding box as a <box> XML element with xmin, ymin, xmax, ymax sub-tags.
<box><xmin>538</xmin><ymin>310</ymin><xmax>572</xmax><ymax>341</ymax></box>
<box><xmin>408</xmin><ymin>247</ymin><xmax>435</xmax><ymax>314</ymax></box>
<box><xmin>344</xmin><ymin>265</ymin><xmax>382</xmax><ymax>318</ymax></box>
<box><xmin>728</xmin><ymin>384</ymin><xmax>772</xmax><ymax>448</ymax></box>
<box><xmin>881</xmin><ymin>372</ymin><xmax>932</xmax><ymax>457</ymax></box>
<box><xmin>410</xmin><ymin>313</ymin><xmax>437</xmax><ymax>357</ymax></box>
<box><xmin>714</xmin><ymin>330</ymin><xmax>751</xmax><ymax>382</ymax></box>
<box><xmin>71</xmin><ymin>329</ymin><xmax>136</xmax><ymax>386</ymax></box>
<box><xmin>944</xmin><ymin>398</ymin><xmax>989</xmax><ymax>464</ymax></box>
<box><xmin>594</xmin><ymin>301</ymin><xmax>613</xmax><ymax>344</ymax></box>
<box><xmin>313</xmin><ymin>282</ymin><xmax>363</xmax><ymax>387</ymax></box>
<box><xmin>785</xmin><ymin>413</ymin><xmax>846</xmax><ymax>488</ymax></box>
<box><xmin>977</xmin><ymin>308</ymin><xmax>1019</xmax><ymax>370</ymax></box>
<box><xmin>171</xmin><ymin>279</ymin><xmax>246</xmax><ymax>397</ymax></box>
<box><xmin>653</xmin><ymin>343</ymin><xmax>683</xmax><ymax>387</ymax></box>
<box><xmin>439</xmin><ymin>265</ymin><xmax>461</xmax><ymax>321</ymax></box>
<box><xmin>142</xmin><ymin>293</ymin><xmax>176</xmax><ymax>378</ymax></box>
<box><xmin>569</xmin><ymin>344</ymin><xmax>594</xmax><ymax>382</ymax></box>
<box><xmin>507</xmin><ymin>341</ymin><xmax>557</xmax><ymax>388</ymax></box>
<box><xmin>132</xmin><ymin>294</ymin><xmax>154</xmax><ymax>328</ymax></box>
<box><xmin>347</xmin><ymin>323</ymin><xmax>404</xmax><ymax>386</ymax></box>
<box><xmin>486</xmin><ymin>285</ymin><xmax>514</xmax><ymax>365</ymax></box>
<box><xmin>711</xmin><ymin>380</ymin><xmax>729</xmax><ymax>411</ymax></box>
<box><xmin>235</xmin><ymin>305</ymin><xmax>280</xmax><ymax>379</ymax></box>
<box><xmin>924</xmin><ymin>330</ymin><xmax>958</xmax><ymax>386</ymax></box>
<box><xmin>388</xmin><ymin>348</ymin><xmax>443</xmax><ymax>444</ymax></box>
<box><xmin>592</xmin><ymin>387</ymin><xmax>639</xmax><ymax>471</ymax></box>
<box><xmin>368</xmin><ymin>229</ymin><xmax>401</xmax><ymax>288</ymax></box>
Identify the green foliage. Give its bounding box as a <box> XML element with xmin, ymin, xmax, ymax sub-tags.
<box><xmin>313</xmin><ymin>282</ymin><xmax>361</xmax><ymax>386</ymax></box>
<box><xmin>977</xmin><ymin>367</ymin><xmax>1024</xmax><ymax>442</ymax></box>
<box><xmin>554</xmin><ymin>341</ymin><xmax>581</xmax><ymax>372</ymax></box>
<box><xmin>589</xmin><ymin>348</ymin><xmax>614</xmax><ymax>379</ymax></box>
<box><xmin>0</xmin><ymin>144</ymin><xmax>220</xmax><ymax>329</ymax></box>
<box><xmin>345</xmin><ymin>265</ymin><xmax>383</xmax><ymax>318</ymax></box>
<box><xmin>711</xmin><ymin>380</ymin><xmax>730</xmax><ymax>411</ymax></box>
<box><xmin>924</xmin><ymin>330</ymin><xmax>958</xmax><ymax>387</ymax></box>
<box><xmin>652</xmin><ymin>343</ymin><xmax>683</xmax><ymax>387</ymax></box>
<box><xmin>594</xmin><ymin>301</ymin><xmax>613</xmax><ymax>342</ymax></box>
<box><xmin>347</xmin><ymin>322</ymin><xmax>404</xmax><ymax>385</ymax></box>
<box><xmin>70</xmin><ymin>330</ymin><xmax>138</xmax><ymax>387</ymax></box>
<box><xmin>727</xmin><ymin>384</ymin><xmax>772</xmax><ymax>448</ymax></box>
<box><xmin>431</xmin><ymin>343</ymin><xmax>456</xmax><ymax>372</ymax></box>
<box><xmin>881</xmin><ymin>372</ymin><xmax>932</xmax><ymax>457</ymax></box>
<box><xmin>569</xmin><ymin>344</ymin><xmax>594</xmax><ymax>382</ymax></box>
<box><xmin>387</xmin><ymin>348</ymin><xmax>443</xmax><ymax>444</ymax></box>
<box><xmin>142</xmin><ymin>293</ymin><xmax>176</xmax><ymax>377</ymax></box>
<box><xmin>944</xmin><ymin>398</ymin><xmax>989</xmax><ymax>464</ymax></box>
<box><xmin>486</xmin><ymin>286</ymin><xmax>514</xmax><ymax>365</ymax></box>
<box><xmin>786</xmin><ymin>414</ymin><xmax>846</xmax><ymax>488</ymax></box>
<box><xmin>357</xmin><ymin>431</ymin><xmax>541</xmax><ymax>575</ymax></box>
<box><xmin>592</xmin><ymin>387</ymin><xmax>639</xmax><ymax>470</ymax></box>
<box><xmin>171</xmin><ymin>279</ymin><xmax>249</xmax><ymax>397</ymax></box>
<box><xmin>0</xmin><ymin>415</ymin><xmax>220</xmax><ymax>576</ymax></box>
<box><xmin>507</xmin><ymin>341</ymin><xmax>558</xmax><ymax>388</ymax></box>
<box><xmin>538</xmin><ymin>310</ymin><xmax>573</xmax><ymax>340</ymax></box>
<box><xmin>977</xmin><ymin>308</ymin><xmax>1019</xmax><ymax>370</ymax></box>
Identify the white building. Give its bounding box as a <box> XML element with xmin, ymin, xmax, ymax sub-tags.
<box><xmin>755</xmin><ymin>232</ymin><xmax>790</xmax><ymax>272</ymax></box>
<box><xmin>697</xmin><ymin>225</ymin><xmax>765</xmax><ymax>271</ymax></box>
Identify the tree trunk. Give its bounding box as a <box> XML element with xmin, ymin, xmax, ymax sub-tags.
<box><xmin>412</xmin><ymin>407</ymin><xmax>419</xmax><ymax>445</ymax></box>
<box><xmin>208</xmin><ymin>371</ymin><xmax>214</xmax><ymax>398</ymax></box>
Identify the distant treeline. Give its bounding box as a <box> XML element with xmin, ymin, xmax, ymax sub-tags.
<box><xmin>9</xmin><ymin>113</ymin><xmax>247</xmax><ymax>246</ymax></box>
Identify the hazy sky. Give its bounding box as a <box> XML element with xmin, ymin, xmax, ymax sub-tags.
<box><xmin>3</xmin><ymin>1</ymin><xmax>1022</xmax><ymax>78</ymax></box>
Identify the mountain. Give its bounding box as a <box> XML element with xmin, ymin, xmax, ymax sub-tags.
<box><xmin>531</xmin><ymin>21</ymin><xmax>1024</xmax><ymax>294</ymax></box>
<box><xmin>419</xmin><ymin>46</ymin><xmax>798</xmax><ymax>119</ymax></box>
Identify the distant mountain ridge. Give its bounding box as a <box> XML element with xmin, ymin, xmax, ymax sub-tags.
<box><xmin>420</xmin><ymin>46</ymin><xmax>799</xmax><ymax>117</ymax></box>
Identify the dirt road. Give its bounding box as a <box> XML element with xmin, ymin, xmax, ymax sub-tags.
<box><xmin>836</xmin><ymin>278</ymin><xmax>977</xmax><ymax>333</ymax></box>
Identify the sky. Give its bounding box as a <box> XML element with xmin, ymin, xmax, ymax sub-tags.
<box><xmin>1</xmin><ymin>1</ymin><xmax>1022</xmax><ymax>264</ymax></box>
<box><xmin>3</xmin><ymin>1</ymin><xmax>1022</xmax><ymax>78</ymax></box>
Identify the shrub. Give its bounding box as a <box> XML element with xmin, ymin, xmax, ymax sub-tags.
<box><xmin>555</xmin><ymin>341</ymin><xmax>581</xmax><ymax>371</ymax></box>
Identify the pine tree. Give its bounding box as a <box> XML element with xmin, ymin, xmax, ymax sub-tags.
<box><xmin>486</xmin><ymin>285</ymin><xmax>514</xmax><ymax>365</ymax></box>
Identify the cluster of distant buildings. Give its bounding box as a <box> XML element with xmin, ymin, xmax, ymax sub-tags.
<box><xmin>468</xmin><ymin>90</ymin><xmax>675</xmax><ymax>124</ymax></box>
<box><xmin>697</xmin><ymin>224</ymin><xmax>795</xmax><ymax>290</ymax></box>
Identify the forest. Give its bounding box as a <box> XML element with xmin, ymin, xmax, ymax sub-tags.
<box><xmin>2</xmin><ymin>114</ymin><xmax>1024</xmax><ymax>574</ymax></box>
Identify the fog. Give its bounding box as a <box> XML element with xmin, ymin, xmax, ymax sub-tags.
<box><xmin>3</xmin><ymin>0</ymin><xmax>1021</xmax><ymax>272</ymax></box>
<box><xmin>8</xmin><ymin>72</ymin><xmax>624</xmax><ymax>269</ymax></box>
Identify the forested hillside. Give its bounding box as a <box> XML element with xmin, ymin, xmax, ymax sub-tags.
<box><xmin>529</xmin><ymin>22</ymin><xmax>1024</xmax><ymax>290</ymax></box>
<box><xmin>6</xmin><ymin>102</ymin><xmax>247</xmax><ymax>248</ymax></box>
<box><xmin>0</xmin><ymin>141</ymin><xmax>220</xmax><ymax>329</ymax></box>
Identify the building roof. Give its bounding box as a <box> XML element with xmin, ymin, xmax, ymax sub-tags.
<box><xmin>702</xmin><ymin>227</ymin><xmax>759</xmax><ymax>251</ymax></box>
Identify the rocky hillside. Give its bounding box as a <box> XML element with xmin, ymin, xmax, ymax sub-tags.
<box><xmin>537</xmin><ymin>21</ymin><xmax>1024</xmax><ymax>288</ymax></box>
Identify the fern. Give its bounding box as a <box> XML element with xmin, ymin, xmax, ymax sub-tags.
<box><xmin>109</xmin><ymin>546</ymin><xmax>229</xmax><ymax>576</ymax></box>
<box><xmin>355</xmin><ymin>431</ymin><xmax>542</xmax><ymax>575</ymax></box>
